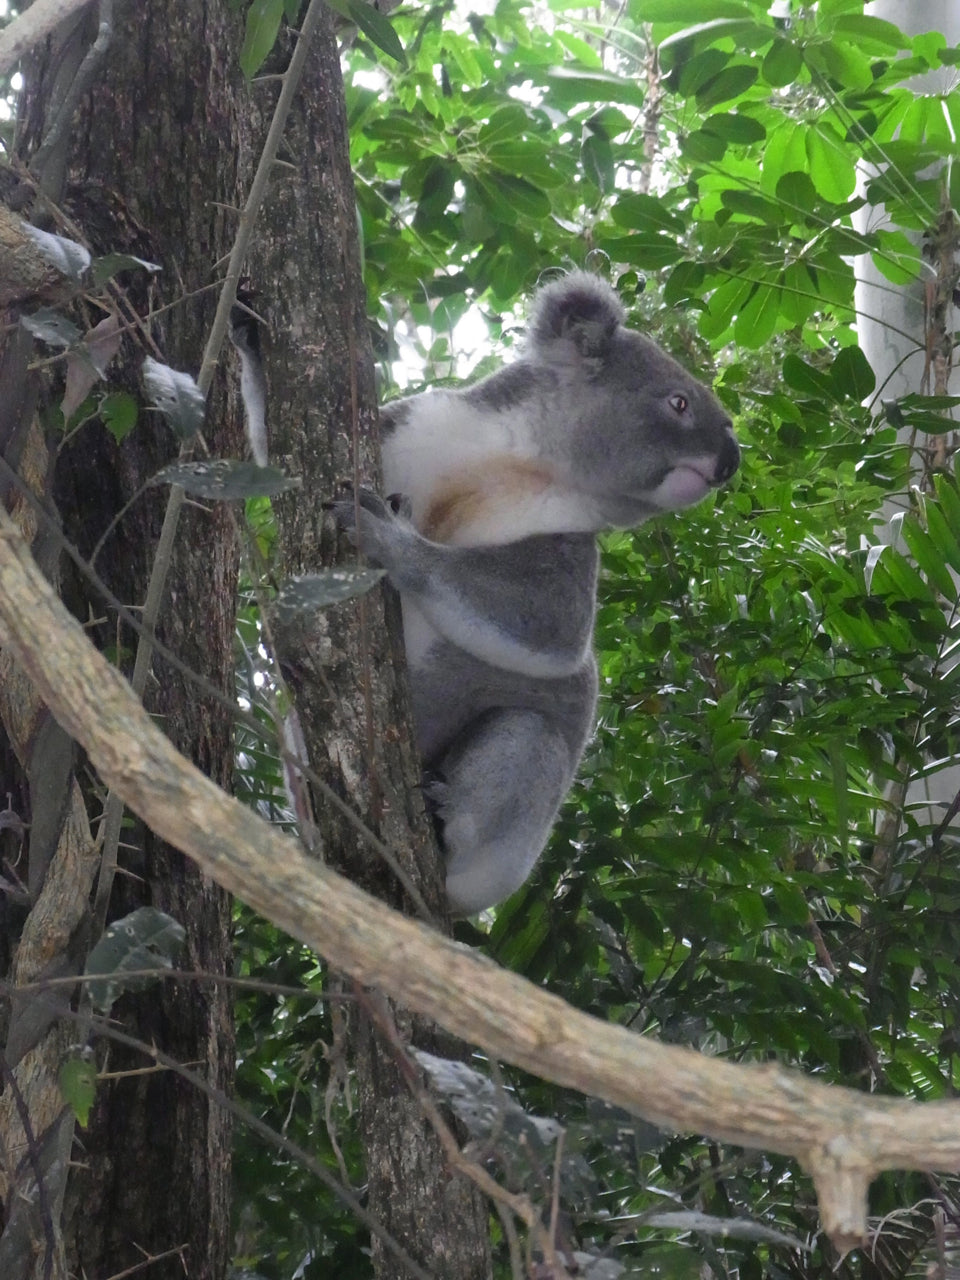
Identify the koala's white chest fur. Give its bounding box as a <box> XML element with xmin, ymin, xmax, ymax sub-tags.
<box><xmin>381</xmin><ymin>390</ymin><xmax>598</xmax><ymax>548</ymax></box>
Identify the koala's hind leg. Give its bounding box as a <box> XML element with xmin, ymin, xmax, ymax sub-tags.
<box><xmin>430</xmin><ymin>710</ymin><xmax>575</xmax><ymax>916</ymax></box>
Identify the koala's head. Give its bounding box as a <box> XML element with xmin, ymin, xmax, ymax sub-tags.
<box><xmin>526</xmin><ymin>271</ymin><xmax>739</xmax><ymax>528</ymax></box>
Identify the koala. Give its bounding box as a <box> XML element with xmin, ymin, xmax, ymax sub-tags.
<box><xmin>335</xmin><ymin>272</ymin><xmax>739</xmax><ymax>915</ymax></box>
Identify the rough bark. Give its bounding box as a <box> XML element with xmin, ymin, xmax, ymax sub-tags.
<box><xmin>244</xmin><ymin>13</ymin><xmax>493</xmax><ymax>1277</ymax></box>
<box><xmin>0</xmin><ymin>3</ymin><xmax>245</xmax><ymax>1277</ymax></box>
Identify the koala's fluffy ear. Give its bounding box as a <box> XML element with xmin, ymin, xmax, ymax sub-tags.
<box><xmin>526</xmin><ymin>270</ymin><xmax>626</xmax><ymax>368</ymax></box>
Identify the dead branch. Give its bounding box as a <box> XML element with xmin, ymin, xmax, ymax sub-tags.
<box><xmin>0</xmin><ymin>503</ymin><xmax>958</xmax><ymax>1257</ymax></box>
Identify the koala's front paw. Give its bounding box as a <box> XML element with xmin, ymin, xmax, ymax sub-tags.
<box><xmin>328</xmin><ymin>485</ymin><xmax>416</xmax><ymax>571</ymax></box>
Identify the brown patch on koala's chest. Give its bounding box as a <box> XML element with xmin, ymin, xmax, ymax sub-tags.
<box><xmin>422</xmin><ymin>456</ymin><xmax>557</xmax><ymax>544</ymax></box>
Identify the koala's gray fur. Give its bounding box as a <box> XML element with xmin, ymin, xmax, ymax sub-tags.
<box><xmin>334</xmin><ymin>272</ymin><xmax>739</xmax><ymax>915</ymax></box>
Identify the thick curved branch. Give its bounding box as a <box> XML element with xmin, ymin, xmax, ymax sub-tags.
<box><xmin>0</xmin><ymin>504</ymin><xmax>957</xmax><ymax>1256</ymax></box>
<box><xmin>0</xmin><ymin>0</ymin><xmax>94</xmax><ymax>77</ymax></box>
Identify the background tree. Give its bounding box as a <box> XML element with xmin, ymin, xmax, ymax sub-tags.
<box><xmin>0</xmin><ymin>3</ymin><xmax>245</xmax><ymax>1277</ymax></box>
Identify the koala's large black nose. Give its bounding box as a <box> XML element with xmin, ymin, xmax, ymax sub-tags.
<box><xmin>715</xmin><ymin>428</ymin><xmax>740</xmax><ymax>483</ymax></box>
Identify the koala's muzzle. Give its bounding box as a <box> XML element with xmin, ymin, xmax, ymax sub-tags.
<box><xmin>714</xmin><ymin>427</ymin><xmax>740</xmax><ymax>485</ymax></box>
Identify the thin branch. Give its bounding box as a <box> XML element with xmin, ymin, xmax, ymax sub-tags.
<box><xmin>1</xmin><ymin>502</ymin><xmax>960</xmax><ymax>1258</ymax></box>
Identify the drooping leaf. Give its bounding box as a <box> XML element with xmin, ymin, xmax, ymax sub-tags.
<box><xmin>240</xmin><ymin>0</ymin><xmax>284</xmax><ymax>78</ymax></box>
<box><xmin>347</xmin><ymin>0</ymin><xmax>405</xmax><ymax>64</ymax></box>
<box><xmin>142</xmin><ymin>356</ymin><xmax>206</xmax><ymax>439</ymax></box>
<box><xmin>21</xmin><ymin>307</ymin><xmax>82</xmax><ymax>349</ymax></box>
<box><xmin>22</xmin><ymin>223</ymin><xmax>91</xmax><ymax>281</ymax></box>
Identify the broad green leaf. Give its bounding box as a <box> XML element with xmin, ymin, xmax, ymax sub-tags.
<box><xmin>487</xmin><ymin>173</ymin><xmax>551</xmax><ymax>220</ymax></box>
<box><xmin>830</xmin><ymin>346</ymin><xmax>875</xmax><ymax>401</ymax></box>
<box><xmin>695</xmin><ymin>64</ymin><xmax>759</xmax><ymax>110</ymax></box>
<box><xmin>240</xmin><ymin>0</ymin><xmax>283</xmax><ymax>79</ymax></box>
<box><xmin>478</xmin><ymin>106</ymin><xmax>531</xmax><ymax>147</ymax></box>
<box><xmin>720</xmin><ymin>189</ymin><xmax>783</xmax><ymax>224</ymax></box>
<box><xmin>679</xmin><ymin>129</ymin><xmax>728</xmax><ymax>162</ymax></box>
<box><xmin>805</xmin><ymin>121</ymin><xmax>856</xmax><ymax>202</ymax></box>
<box><xmin>598</xmin><ymin>234</ymin><xmax>686</xmax><ymax>270</ymax></box>
<box><xmin>782</xmin><ymin>354</ymin><xmax>840</xmax><ymax>401</ymax></box>
<box><xmin>734</xmin><ymin>277</ymin><xmax>780</xmax><ymax>347</ymax></box>
<box><xmin>832</xmin><ymin>15</ymin><xmax>908</xmax><ymax>52</ymax></box>
<box><xmin>763</xmin><ymin>37</ymin><xmax>803</xmax><ymax>87</ymax></box>
<box><xmin>699</xmin><ymin>273</ymin><xmax>755</xmax><ymax>339</ymax></box>
<box><xmin>760</xmin><ymin>120</ymin><xmax>808</xmax><ymax>193</ymax></box>
<box><xmin>610</xmin><ymin>193</ymin><xmax>685</xmax><ymax>235</ymax></box>
<box><xmin>701</xmin><ymin>111</ymin><xmax>765</xmax><ymax>144</ymax></box>
<box><xmin>663</xmin><ymin>260</ymin><xmax>705</xmax><ymax>306</ymax></box>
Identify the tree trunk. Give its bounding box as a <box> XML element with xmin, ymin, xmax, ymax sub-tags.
<box><xmin>1</xmin><ymin>3</ymin><xmax>245</xmax><ymax>1276</ymax></box>
<box><xmin>247</xmin><ymin>13</ymin><xmax>493</xmax><ymax>1277</ymax></box>
<box><xmin>853</xmin><ymin>0</ymin><xmax>960</xmax><ymax>838</ymax></box>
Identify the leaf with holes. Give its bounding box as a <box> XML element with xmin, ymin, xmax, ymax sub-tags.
<box><xmin>150</xmin><ymin>459</ymin><xmax>301</xmax><ymax>499</ymax></box>
<box><xmin>85</xmin><ymin>907</ymin><xmax>186</xmax><ymax>1013</ymax></box>
<box><xmin>142</xmin><ymin>357</ymin><xmax>206</xmax><ymax>439</ymax></box>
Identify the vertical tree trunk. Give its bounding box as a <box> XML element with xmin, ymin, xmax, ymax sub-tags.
<box><xmin>247</xmin><ymin>13</ymin><xmax>493</xmax><ymax>1277</ymax></box>
<box><xmin>1</xmin><ymin>3</ymin><xmax>246</xmax><ymax>1276</ymax></box>
<box><xmin>853</xmin><ymin>0</ymin><xmax>960</xmax><ymax>839</ymax></box>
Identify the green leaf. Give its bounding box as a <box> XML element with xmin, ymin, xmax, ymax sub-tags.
<box><xmin>734</xmin><ymin>277</ymin><xmax>780</xmax><ymax>348</ymax></box>
<box><xmin>831</xmin><ymin>15</ymin><xmax>907</xmax><ymax>52</ymax></box>
<box><xmin>59</xmin><ymin>1058</ymin><xmax>97</xmax><ymax>1127</ymax></box>
<box><xmin>630</xmin><ymin>0</ymin><xmax>755</xmax><ymax>19</ymax></box>
<box><xmin>805</xmin><ymin>121</ymin><xmax>856</xmax><ymax>202</ymax></box>
<box><xmin>100</xmin><ymin>392</ymin><xmax>138</xmax><ymax>443</ymax></box>
<box><xmin>85</xmin><ymin>906</ymin><xmax>186</xmax><ymax>1013</ymax></box>
<box><xmin>610</xmin><ymin>193</ymin><xmax>685</xmax><ymax>235</ymax></box>
<box><xmin>580</xmin><ymin>131</ymin><xmax>614</xmax><ymax>193</ymax></box>
<box><xmin>782</xmin><ymin>354</ymin><xmax>840</xmax><ymax>402</ymax></box>
<box><xmin>899</xmin><ymin>516</ymin><xmax>957</xmax><ymax>600</ymax></box>
<box><xmin>346</xmin><ymin>0</ymin><xmax>406</xmax><ymax>65</ymax></box>
<box><xmin>701</xmin><ymin>111</ymin><xmax>765</xmax><ymax>145</ymax></box>
<box><xmin>762</xmin><ymin>37</ymin><xmax>803</xmax><ymax>87</ymax></box>
<box><xmin>695</xmin><ymin>64</ymin><xmax>758</xmax><ymax>111</ymax></box>
<box><xmin>598</xmin><ymin>235</ymin><xmax>686</xmax><ymax>271</ymax></box>
<box><xmin>150</xmin><ymin>459</ymin><xmax>301</xmax><ymax>499</ymax></box>
<box><xmin>830</xmin><ymin>346</ymin><xmax>875</xmax><ymax>400</ymax></box>
<box><xmin>240</xmin><ymin>0</ymin><xmax>284</xmax><ymax>79</ymax></box>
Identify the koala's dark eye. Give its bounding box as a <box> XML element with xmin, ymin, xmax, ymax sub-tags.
<box><xmin>669</xmin><ymin>393</ymin><xmax>689</xmax><ymax>414</ymax></box>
